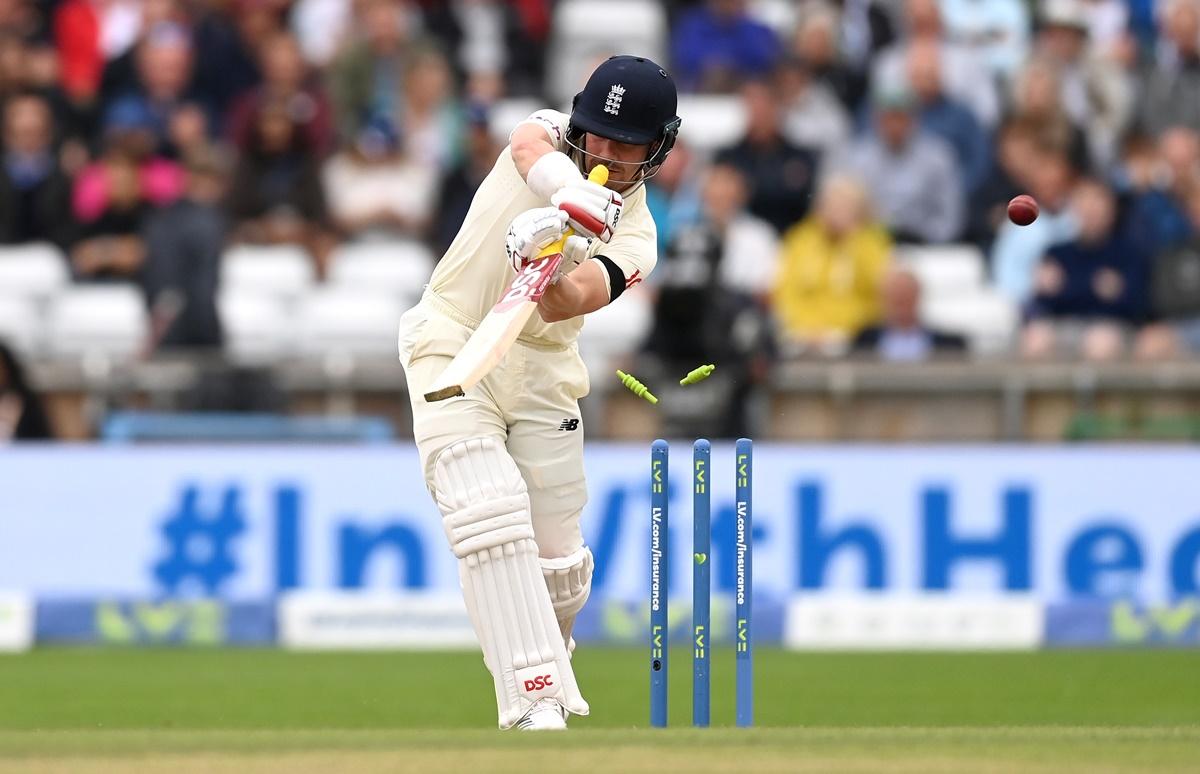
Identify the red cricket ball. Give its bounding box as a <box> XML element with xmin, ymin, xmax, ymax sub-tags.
<box><xmin>1008</xmin><ymin>194</ymin><xmax>1040</xmax><ymax>226</ymax></box>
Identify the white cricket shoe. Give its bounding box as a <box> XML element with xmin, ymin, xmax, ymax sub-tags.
<box><xmin>514</xmin><ymin>698</ymin><xmax>567</xmax><ymax>731</ymax></box>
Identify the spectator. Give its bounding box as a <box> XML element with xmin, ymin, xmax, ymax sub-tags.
<box><xmin>1007</xmin><ymin>59</ymin><xmax>1091</xmax><ymax>172</ymax></box>
<box><xmin>776</xmin><ymin>56</ymin><xmax>850</xmax><ymax>155</ymax></box>
<box><xmin>430</xmin><ymin>105</ymin><xmax>501</xmax><ymax>253</ymax></box>
<box><xmin>1036</xmin><ymin>0</ymin><xmax>1133</xmax><ymax>167</ymax></box>
<box><xmin>1137</xmin><ymin>184</ymin><xmax>1200</xmax><ymax>358</ymax></box>
<box><xmin>715</xmin><ymin>79</ymin><xmax>818</xmax><ymax>234</ymax></box>
<box><xmin>672</xmin><ymin>0</ymin><xmax>780</xmax><ymax>92</ymax></box>
<box><xmin>227</xmin><ymin>98</ymin><xmax>335</xmax><ymax>277</ymax></box>
<box><xmin>0</xmin><ymin>340</ymin><xmax>53</xmax><ymax>441</ymax></box>
<box><xmin>101</xmin><ymin>22</ymin><xmax>204</xmax><ymax>156</ymax></box>
<box><xmin>328</xmin><ymin>0</ymin><xmax>422</xmax><ymax>144</ymax></box>
<box><xmin>1125</xmin><ymin>128</ymin><xmax>1198</xmax><ymax>257</ymax></box>
<box><xmin>772</xmin><ymin>175</ymin><xmax>891</xmax><ymax>355</ymax></box>
<box><xmin>1022</xmin><ymin>179</ymin><xmax>1148</xmax><ymax>360</ymax></box>
<box><xmin>993</xmin><ymin>150</ymin><xmax>1078</xmax><ymax>303</ymax></box>
<box><xmin>324</xmin><ymin>114</ymin><xmax>437</xmax><ymax>241</ymax></box>
<box><xmin>852</xmin><ymin>267</ymin><xmax>967</xmax><ymax>360</ymax></box>
<box><xmin>1137</xmin><ymin>0</ymin><xmax>1200</xmax><ymax>139</ymax></box>
<box><xmin>644</xmin><ymin>163</ymin><xmax>775</xmax><ymax>435</ymax></box>
<box><xmin>0</xmin><ymin>94</ymin><xmax>73</xmax><ymax>247</ymax></box>
<box><xmin>645</xmin><ymin>137</ymin><xmax>702</xmax><ymax>256</ymax></box>
<box><xmin>420</xmin><ymin>0</ymin><xmax>547</xmax><ymax>98</ymax></box>
<box><xmin>939</xmin><ymin>0</ymin><xmax>1030</xmax><ymax>80</ymax></box>
<box><xmin>227</xmin><ymin>30</ymin><xmax>333</xmax><ymax>157</ymax></box>
<box><xmin>97</xmin><ymin>0</ymin><xmax>189</xmax><ymax>105</ymax></box>
<box><xmin>141</xmin><ymin>148</ymin><xmax>227</xmax><ymax>351</ymax></box>
<box><xmin>904</xmin><ymin>39</ymin><xmax>991</xmax><ymax>196</ymax></box>
<box><xmin>69</xmin><ymin>149</ymin><xmax>150</xmax><ymax>281</ymax></box>
<box><xmin>872</xmin><ymin>0</ymin><xmax>1001</xmax><ymax>127</ymax></box>
<box><xmin>828</xmin><ymin>86</ymin><xmax>963</xmax><ymax>243</ymax></box>
<box><xmin>967</xmin><ymin>119</ymin><xmax>1039</xmax><ymax>248</ymax></box>
<box><xmin>791</xmin><ymin>5</ymin><xmax>866</xmax><ymax>111</ymax></box>
<box><xmin>399</xmin><ymin>46</ymin><xmax>464</xmax><ymax>174</ymax></box>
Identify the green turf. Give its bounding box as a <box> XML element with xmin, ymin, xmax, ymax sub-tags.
<box><xmin>0</xmin><ymin>649</ymin><xmax>1197</xmax><ymax>772</ymax></box>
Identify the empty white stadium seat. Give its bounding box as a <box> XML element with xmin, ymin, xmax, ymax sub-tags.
<box><xmin>748</xmin><ymin>0</ymin><xmax>799</xmax><ymax>35</ymax></box>
<box><xmin>295</xmin><ymin>288</ymin><xmax>405</xmax><ymax>356</ymax></box>
<box><xmin>676</xmin><ymin>95</ymin><xmax>746</xmax><ymax>154</ymax></box>
<box><xmin>327</xmin><ymin>241</ymin><xmax>434</xmax><ymax>310</ymax></box>
<box><xmin>896</xmin><ymin>244</ymin><xmax>986</xmax><ymax>295</ymax></box>
<box><xmin>0</xmin><ymin>243</ymin><xmax>69</xmax><ymax>299</ymax></box>
<box><xmin>921</xmin><ymin>289</ymin><xmax>1018</xmax><ymax>356</ymax></box>
<box><xmin>488</xmin><ymin>98</ymin><xmax>546</xmax><ymax>143</ymax></box>
<box><xmin>578</xmin><ymin>283</ymin><xmax>653</xmax><ymax>377</ymax></box>
<box><xmin>546</xmin><ymin>0</ymin><xmax>667</xmax><ymax>103</ymax></box>
<box><xmin>47</xmin><ymin>284</ymin><xmax>147</xmax><ymax>359</ymax></box>
<box><xmin>221</xmin><ymin>244</ymin><xmax>315</xmax><ymax>298</ymax></box>
<box><xmin>218</xmin><ymin>290</ymin><xmax>295</xmax><ymax>362</ymax></box>
<box><xmin>0</xmin><ymin>295</ymin><xmax>41</xmax><ymax>355</ymax></box>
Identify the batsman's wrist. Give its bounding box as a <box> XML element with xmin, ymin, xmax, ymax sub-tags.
<box><xmin>526</xmin><ymin>151</ymin><xmax>582</xmax><ymax>201</ymax></box>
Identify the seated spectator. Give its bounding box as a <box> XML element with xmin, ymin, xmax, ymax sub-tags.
<box><xmin>1036</xmin><ymin>0</ymin><xmax>1132</xmax><ymax>167</ymax></box>
<box><xmin>791</xmin><ymin>5</ymin><xmax>867</xmax><ymax>111</ymax></box>
<box><xmin>968</xmin><ymin>119</ymin><xmax>1040</xmax><ymax>248</ymax></box>
<box><xmin>430</xmin><ymin>105</ymin><xmax>501</xmax><ymax>253</ymax></box>
<box><xmin>644</xmin><ymin>163</ymin><xmax>775</xmax><ymax>434</ymax></box>
<box><xmin>69</xmin><ymin>150</ymin><xmax>150</xmax><ymax>281</ymax></box>
<box><xmin>1006</xmin><ymin>59</ymin><xmax>1091</xmax><ymax>172</ymax></box>
<box><xmin>1125</xmin><ymin>128</ymin><xmax>1198</xmax><ymax>256</ymax></box>
<box><xmin>776</xmin><ymin>56</ymin><xmax>850</xmax><ymax>155</ymax></box>
<box><xmin>0</xmin><ymin>93</ymin><xmax>73</xmax><ymax>247</ymax></box>
<box><xmin>101</xmin><ymin>22</ymin><xmax>205</xmax><ymax>157</ymax></box>
<box><xmin>993</xmin><ymin>150</ymin><xmax>1078</xmax><ymax>303</ymax></box>
<box><xmin>852</xmin><ymin>267</ymin><xmax>968</xmax><ymax>360</ymax></box>
<box><xmin>645</xmin><ymin>137</ymin><xmax>702</xmax><ymax>256</ymax></box>
<box><xmin>1136</xmin><ymin>0</ymin><xmax>1200</xmax><ymax>138</ymax></box>
<box><xmin>0</xmin><ymin>339</ymin><xmax>52</xmax><ymax>441</ymax></box>
<box><xmin>420</xmin><ymin>0</ymin><xmax>547</xmax><ymax>98</ymax></box>
<box><xmin>904</xmin><ymin>39</ymin><xmax>991</xmax><ymax>196</ymax></box>
<box><xmin>1022</xmin><ymin>179</ymin><xmax>1148</xmax><ymax>360</ymax></box>
<box><xmin>227</xmin><ymin>99</ymin><xmax>336</xmax><ymax>277</ymax></box>
<box><xmin>141</xmin><ymin>149</ymin><xmax>227</xmax><ymax>351</ymax></box>
<box><xmin>939</xmin><ymin>0</ymin><xmax>1030</xmax><ymax>80</ymax></box>
<box><xmin>399</xmin><ymin>46</ymin><xmax>464</xmax><ymax>174</ymax></box>
<box><xmin>1136</xmin><ymin>184</ymin><xmax>1200</xmax><ymax>358</ymax></box>
<box><xmin>873</xmin><ymin>0</ymin><xmax>1002</xmax><ymax>127</ymax></box>
<box><xmin>329</xmin><ymin>0</ymin><xmax>423</xmax><ymax>144</ymax></box>
<box><xmin>715</xmin><ymin>79</ymin><xmax>818</xmax><ymax>234</ymax></box>
<box><xmin>827</xmin><ymin>86</ymin><xmax>963</xmax><ymax>244</ymax></box>
<box><xmin>227</xmin><ymin>30</ymin><xmax>334</xmax><ymax>158</ymax></box>
<box><xmin>672</xmin><ymin>0</ymin><xmax>780</xmax><ymax>92</ymax></box>
<box><xmin>325</xmin><ymin>114</ymin><xmax>437</xmax><ymax>241</ymax></box>
<box><xmin>772</xmin><ymin>175</ymin><xmax>892</xmax><ymax>355</ymax></box>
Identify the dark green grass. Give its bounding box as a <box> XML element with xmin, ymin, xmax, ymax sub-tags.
<box><xmin>0</xmin><ymin>648</ymin><xmax>1197</xmax><ymax>730</ymax></box>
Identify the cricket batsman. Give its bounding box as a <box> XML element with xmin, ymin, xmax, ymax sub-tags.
<box><xmin>397</xmin><ymin>56</ymin><xmax>681</xmax><ymax>730</ymax></box>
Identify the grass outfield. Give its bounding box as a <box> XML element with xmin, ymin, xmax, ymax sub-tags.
<box><xmin>0</xmin><ymin>648</ymin><xmax>1197</xmax><ymax>772</ymax></box>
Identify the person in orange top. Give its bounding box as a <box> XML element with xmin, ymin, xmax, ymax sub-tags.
<box><xmin>771</xmin><ymin>174</ymin><xmax>892</xmax><ymax>355</ymax></box>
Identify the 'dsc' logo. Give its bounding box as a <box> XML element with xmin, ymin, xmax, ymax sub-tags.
<box><xmin>523</xmin><ymin>674</ymin><xmax>554</xmax><ymax>692</ymax></box>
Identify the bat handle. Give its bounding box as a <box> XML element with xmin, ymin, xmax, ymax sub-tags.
<box><xmin>536</xmin><ymin>164</ymin><xmax>610</xmax><ymax>259</ymax></box>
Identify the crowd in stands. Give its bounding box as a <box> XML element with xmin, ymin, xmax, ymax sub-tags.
<box><xmin>6</xmin><ymin>0</ymin><xmax>1200</xmax><ymax>441</ymax></box>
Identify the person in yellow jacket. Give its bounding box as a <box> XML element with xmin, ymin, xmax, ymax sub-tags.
<box><xmin>771</xmin><ymin>175</ymin><xmax>893</xmax><ymax>355</ymax></box>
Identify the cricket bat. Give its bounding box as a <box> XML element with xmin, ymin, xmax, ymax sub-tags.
<box><xmin>423</xmin><ymin>164</ymin><xmax>609</xmax><ymax>402</ymax></box>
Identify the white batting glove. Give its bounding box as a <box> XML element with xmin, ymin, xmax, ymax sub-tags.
<box><xmin>505</xmin><ymin>207</ymin><xmax>569</xmax><ymax>273</ymax></box>
<box><xmin>551</xmin><ymin>178</ymin><xmax>623</xmax><ymax>243</ymax></box>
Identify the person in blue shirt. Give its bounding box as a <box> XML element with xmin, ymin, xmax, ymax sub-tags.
<box><xmin>672</xmin><ymin>0</ymin><xmax>781</xmax><ymax>92</ymax></box>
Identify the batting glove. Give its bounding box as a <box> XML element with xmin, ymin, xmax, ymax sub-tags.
<box><xmin>505</xmin><ymin>207</ymin><xmax>569</xmax><ymax>273</ymax></box>
<box><xmin>551</xmin><ymin>178</ymin><xmax>623</xmax><ymax>243</ymax></box>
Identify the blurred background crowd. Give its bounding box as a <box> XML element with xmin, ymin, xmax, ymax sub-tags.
<box><xmin>4</xmin><ymin>0</ymin><xmax>1200</xmax><ymax>442</ymax></box>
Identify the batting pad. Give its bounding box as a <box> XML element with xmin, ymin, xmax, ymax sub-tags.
<box><xmin>433</xmin><ymin>437</ymin><xmax>589</xmax><ymax>728</ymax></box>
<box><xmin>541</xmin><ymin>547</ymin><xmax>593</xmax><ymax>653</ymax></box>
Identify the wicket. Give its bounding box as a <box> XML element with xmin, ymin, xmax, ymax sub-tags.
<box><xmin>648</xmin><ymin>437</ymin><xmax>753</xmax><ymax>728</ymax></box>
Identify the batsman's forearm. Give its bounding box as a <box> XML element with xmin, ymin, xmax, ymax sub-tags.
<box><xmin>538</xmin><ymin>261</ymin><xmax>610</xmax><ymax>322</ymax></box>
<box><xmin>510</xmin><ymin>124</ymin><xmax>559</xmax><ymax>180</ymax></box>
